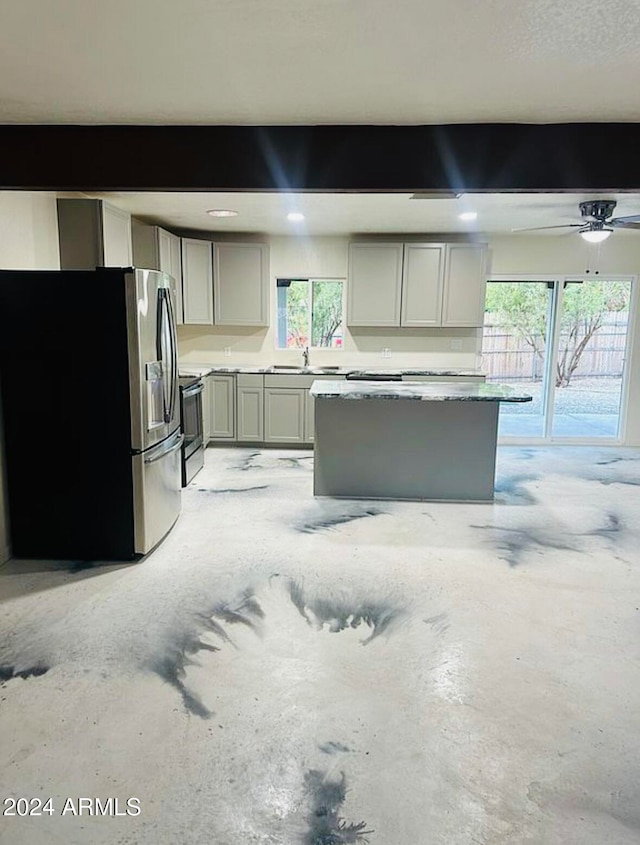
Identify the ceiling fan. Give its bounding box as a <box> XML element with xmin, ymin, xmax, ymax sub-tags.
<box><xmin>512</xmin><ymin>200</ymin><xmax>640</xmax><ymax>243</ymax></box>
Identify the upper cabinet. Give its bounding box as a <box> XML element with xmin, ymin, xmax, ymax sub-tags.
<box><xmin>401</xmin><ymin>243</ymin><xmax>446</xmax><ymax>327</ymax></box>
<box><xmin>57</xmin><ymin>199</ymin><xmax>132</xmax><ymax>270</ymax></box>
<box><xmin>440</xmin><ymin>243</ymin><xmax>488</xmax><ymax>327</ymax></box>
<box><xmin>181</xmin><ymin>238</ymin><xmax>214</xmax><ymax>325</ymax></box>
<box><xmin>181</xmin><ymin>239</ymin><xmax>269</xmax><ymax>327</ymax></box>
<box><xmin>347</xmin><ymin>241</ymin><xmax>488</xmax><ymax>328</ymax></box>
<box><xmin>213</xmin><ymin>243</ymin><xmax>268</xmax><ymax>326</ymax></box>
<box><xmin>131</xmin><ymin>222</ymin><xmax>184</xmax><ymax>324</ymax></box>
<box><xmin>347</xmin><ymin>243</ymin><xmax>403</xmax><ymax>327</ymax></box>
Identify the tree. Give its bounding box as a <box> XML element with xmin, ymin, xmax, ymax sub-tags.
<box><xmin>284</xmin><ymin>280</ymin><xmax>308</xmax><ymax>347</ymax></box>
<box><xmin>485</xmin><ymin>280</ymin><xmax>629</xmax><ymax>387</ymax></box>
<box><xmin>311</xmin><ymin>281</ymin><xmax>342</xmax><ymax>347</ymax></box>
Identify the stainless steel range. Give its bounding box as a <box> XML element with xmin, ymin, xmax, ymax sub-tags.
<box><xmin>179</xmin><ymin>376</ymin><xmax>205</xmax><ymax>486</ymax></box>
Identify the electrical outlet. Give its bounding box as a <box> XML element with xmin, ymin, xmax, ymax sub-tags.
<box><xmin>450</xmin><ymin>339</ymin><xmax>463</xmax><ymax>351</ymax></box>
<box><xmin>381</xmin><ymin>347</ymin><xmax>392</xmax><ymax>358</ymax></box>
<box><xmin>223</xmin><ymin>347</ymin><xmax>231</xmax><ymax>357</ymax></box>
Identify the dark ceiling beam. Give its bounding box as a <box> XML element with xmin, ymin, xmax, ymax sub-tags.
<box><xmin>1</xmin><ymin>123</ymin><xmax>640</xmax><ymax>191</ymax></box>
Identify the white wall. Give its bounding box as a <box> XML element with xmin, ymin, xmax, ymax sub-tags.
<box><xmin>0</xmin><ymin>192</ymin><xmax>60</xmax><ymax>562</ymax></box>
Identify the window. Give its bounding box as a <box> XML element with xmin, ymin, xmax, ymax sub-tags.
<box><xmin>275</xmin><ymin>278</ymin><xmax>344</xmax><ymax>349</ymax></box>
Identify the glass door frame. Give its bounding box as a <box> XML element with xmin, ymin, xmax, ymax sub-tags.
<box><xmin>488</xmin><ymin>273</ymin><xmax>638</xmax><ymax>446</ymax></box>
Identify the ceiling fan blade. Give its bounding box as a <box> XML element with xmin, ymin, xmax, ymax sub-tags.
<box><xmin>611</xmin><ymin>221</ymin><xmax>640</xmax><ymax>230</ymax></box>
<box><xmin>610</xmin><ymin>214</ymin><xmax>640</xmax><ymax>225</ymax></box>
<box><xmin>510</xmin><ymin>224</ymin><xmax>583</xmax><ymax>232</ymax></box>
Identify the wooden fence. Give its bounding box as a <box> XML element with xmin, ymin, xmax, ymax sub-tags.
<box><xmin>481</xmin><ymin>312</ymin><xmax>629</xmax><ymax>381</ymax></box>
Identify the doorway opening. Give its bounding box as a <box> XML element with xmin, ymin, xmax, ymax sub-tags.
<box><xmin>482</xmin><ymin>276</ymin><xmax>635</xmax><ymax>442</ymax></box>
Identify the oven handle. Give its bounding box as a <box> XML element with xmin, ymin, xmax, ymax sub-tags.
<box><xmin>182</xmin><ymin>382</ymin><xmax>204</xmax><ymax>398</ymax></box>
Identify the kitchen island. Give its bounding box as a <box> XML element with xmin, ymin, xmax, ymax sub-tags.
<box><xmin>310</xmin><ymin>380</ymin><xmax>532</xmax><ymax>502</ymax></box>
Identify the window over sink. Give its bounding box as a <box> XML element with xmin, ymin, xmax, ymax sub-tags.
<box><xmin>275</xmin><ymin>278</ymin><xmax>344</xmax><ymax>349</ymax></box>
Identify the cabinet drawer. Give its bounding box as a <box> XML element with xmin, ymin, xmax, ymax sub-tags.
<box><xmin>264</xmin><ymin>374</ymin><xmax>315</xmax><ymax>388</ymax></box>
<box><xmin>236</xmin><ymin>373</ymin><xmax>265</xmax><ymax>388</ymax></box>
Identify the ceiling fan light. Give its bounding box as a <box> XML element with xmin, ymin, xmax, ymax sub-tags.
<box><xmin>580</xmin><ymin>228</ymin><xmax>613</xmax><ymax>244</ymax></box>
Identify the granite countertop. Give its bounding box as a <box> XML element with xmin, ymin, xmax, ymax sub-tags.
<box><xmin>309</xmin><ymin>380</ymin><xmax>533</xmax><ymax>402</ymax></box>
<box><xmin>178</xmin><ymin>364</ymin><xmax>485</xmax><ymax>378</ymax></box>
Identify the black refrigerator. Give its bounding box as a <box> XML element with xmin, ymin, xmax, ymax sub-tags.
<box><xmin>0</xmin><ymin>268</ymin><xmax>182</xmax><ymax>561</ymax></box>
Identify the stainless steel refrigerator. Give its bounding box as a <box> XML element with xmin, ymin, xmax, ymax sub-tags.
<box><xmin>0</xmin><ymin>267</ymin><xmax>182</xmax><ymax>560</ymax></box>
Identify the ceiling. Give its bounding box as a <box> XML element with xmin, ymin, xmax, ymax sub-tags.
<box><xmin>72</xmin><ymin>191</ymin><xmax>640</xmax><ymax>237</ymax></box>
<box><xmin>2</xmin><ymin>0</ymin><xmax>640</xmax><ymax>125</ymax></box>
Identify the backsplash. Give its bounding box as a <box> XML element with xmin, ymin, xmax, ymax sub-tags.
<box><xmin>177</xmin><ymin>323</ymin><xmax>482</xmax><ymax>370</ymax></box>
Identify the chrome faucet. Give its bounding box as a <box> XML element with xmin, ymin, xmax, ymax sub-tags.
<box><xmin>302</xmin><ymin>346</ymin><xmax>310</xmax><ymax>367</ymax></box>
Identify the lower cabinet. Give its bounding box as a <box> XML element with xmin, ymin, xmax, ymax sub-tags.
<box><xmin>304</xmin><ymin>391</ymin><xmax>316</xmax><ymax>443</ymax></box>
<box><xmin>202</xmin><ymin>377</ymin><xmax>212</xmax><ymax>442</ymax></box>
<box><xmin>264</xmin><ymin>388</ymin><xmax>306</xmax><ymax>443</ymax></box>
<box><xmin>237</xmin><ymin>374</ymin><xmax>264</xmax><ymax>442</ymax></box>
<box><xmin>207</xmin><ymin>375</ymin><xmax>236</xmax><ymax>440</ymax></box>
<box><xmin>202</xmin><ymin>372</ymin><xmax>480</xmax><ymax>447</ymax></box>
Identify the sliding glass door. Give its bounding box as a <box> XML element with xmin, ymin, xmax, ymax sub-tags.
<box><xmin>482</xmin><ymin>277</ymin><xmax>634</xmax><ymax>441</ymax></box>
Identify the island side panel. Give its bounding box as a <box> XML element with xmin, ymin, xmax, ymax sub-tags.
<box><xmin>313</xmin><ymin>398</ymin><xmax>500</xmax><ymax>502</ymax></box>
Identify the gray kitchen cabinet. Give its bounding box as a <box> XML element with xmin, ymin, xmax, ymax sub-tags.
<box><xmin>347</xmin><ymin>243</ymin><xmax>403</xmax><ymax>327</ymax></box>
<box><xmin>400</xmin><ymin>243</ymin><xmax>446</xmax><ymax>327</ymax></box>
<box><xmin>213</xmin><ymin>243</ymin><xmax>269</xmax><ymax>326</ymax></box>
<box><xmin>441</xmin><ymin>243</ymin><xmax>488</xmax><ymax>327</ymax></box>
<box><xmin>304</xmin><ymin>390</ymin><xmax>316</xmax><ymax>442</ymax></box>
<box><xmin>132</xmin><ymin>222</ymin><xmax>184</xmax><ymax>324</ymax></box>
<box><xmin>264</xmin><ymin>388</ymin><xmax>306</xmax><ymax>443</ymax></box>
<box><xmin>208</xmin><ymin>375</ymin><xmax>236</xmax><ymax>439</ymax></box>
<box><xmin>57</xmin><ymin>198</ymin><xmax>132</xmax><ymax>269</ymax></box>
<box><xmin>347</xmin><ymin>240</ymin><xmax>487</xmax><ymax>327</ymax></box>
<box><xmin>202</xmin><ymin>377</ymin><xmax>212</xmax><ymax>443</ymax></box>
<box><xmin>182</xmin><ymin>238</ymin><xmax>214</xmax><ymax>325</ymax></box>
<box><xmin>236</xmin><ymin>374</ymin><xmax>264</xmax><ymax>442</ymax></box>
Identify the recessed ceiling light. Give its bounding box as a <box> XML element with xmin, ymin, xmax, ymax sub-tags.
<box><xmin>207</xmin><ymin>209</ymin><xmax>238</xmax><ymax>218</ymax></box>
<box><xmin>458</xmin><ymin>211</ymin><xmax>478</xmax><ymax>221</ymax></box>
<box><xmin>287</xmin><ymin>212</ymin><xmax>305</xmax><ymax>222</ymax></box>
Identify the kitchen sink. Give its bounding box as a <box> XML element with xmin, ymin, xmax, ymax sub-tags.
<box><xmin>269</xmin><ymin>365</ymin><xmax>342</xmax><ymax>373</ymax></box>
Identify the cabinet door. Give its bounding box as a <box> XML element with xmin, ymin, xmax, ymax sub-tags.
<box><xmin>159</xmin><ymin>229</ymin><xmax>184</xmax><ymax>325</ymax></box>
<box><xmin>441</xmin><ymin>244</ymin><xmax>488</xmax><ymax>327</ymax></box>
<box><xmin>347</xmin><ymin>243</ymin><xmax>403</xmax><ymax>326</ymax></box>
<box><xmin>237</xmin><ymin>386</ymin><xmax>264</xmax><ymax>441</ymax></box>
<box><xmin>304</xmin><ymin>390</ymin><xmax>315</xmax><ymax>442</ymax></box>
<box><xmin>213</xmin><ymin>243</ymin><xmax>268</xmax><ymax>326</ymax></box>
<box><xmin>208</xmin><ymin>375</ymin><xmax>236</xmax><ymax>439</ymax></box>
<box><xmin>401</xmin><ymin>243</ymin><xmax>445</xmax><ymax>326</ymax></box>
<box><xmin>202</xmin><ymin>378</ymin><xmax>212</xmax><ymax>443</ymax></box>
<box><xmin>101</xmin><ymin>203</ymin><xmax>132</xmax><ymax>267</ymax></box>
<box><xmin>264</xmin><ymin>389</ymin><xmax>305</xmax><ymax>443</ymax></box>
<box><xmin>182</xmin><ymin>238</ymin><xmax>213</xmax><ymax>325</ymax></box>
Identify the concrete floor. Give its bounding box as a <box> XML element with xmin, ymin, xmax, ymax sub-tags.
<box><xmin>1</xmin><ymin>446</ymin><xmax>639</xmax><ymax>844</ymax></box>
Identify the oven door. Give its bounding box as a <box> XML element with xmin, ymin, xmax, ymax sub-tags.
<box><xmin>181</xmin><ymin>380</ymin><xmax>204</xmax><ymax>459</ymax></box>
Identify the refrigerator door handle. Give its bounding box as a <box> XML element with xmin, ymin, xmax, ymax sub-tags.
<box><xmin>156</xmin><ymin>288</ymin><xmax>174</xmax><ymax>424</ymax></box>
<box><xmin>165</xmin><ymin>285</ymin><xmax>179</xmax><ymax>422</ymax></box>
<box><xmin>144</xmin><ymin>432</ymin><xmax>184</xmax><ymax>464</ymax></box>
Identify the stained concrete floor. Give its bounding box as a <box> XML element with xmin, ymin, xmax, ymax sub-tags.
<box><xmin>1</xmin><ymin>446</ymin><xmax>639</xmax><ymax>844</ymax></box>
